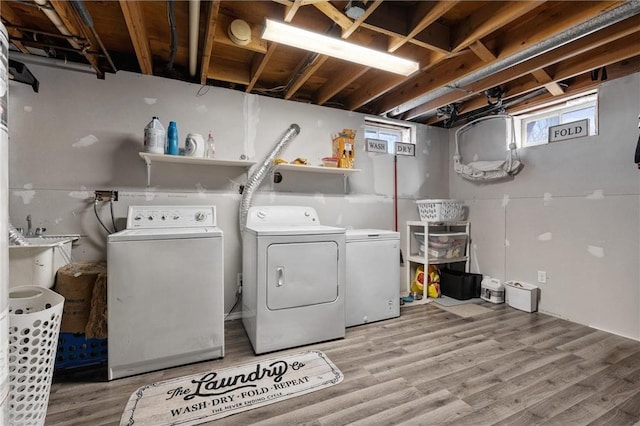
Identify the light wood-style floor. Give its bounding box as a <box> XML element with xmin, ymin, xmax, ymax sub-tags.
<box><xmin>45</xmin><ymin>301</ymin><xmax>640</xmax><ymax>425</ymax></box>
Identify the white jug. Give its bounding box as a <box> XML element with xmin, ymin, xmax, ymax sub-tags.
<box><xmin>185</xmin><ymin>133</ymin><xmax>205</xmax><ymax>157</ymax></box>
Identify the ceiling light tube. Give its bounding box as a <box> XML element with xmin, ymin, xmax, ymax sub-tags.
<box><xmin>262</xmin><ymin>19</ymin><xmax>419</xmax><ymax>76</ymax></box>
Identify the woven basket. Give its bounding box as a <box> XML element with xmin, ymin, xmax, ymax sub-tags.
<box><xmin>416</xmin><ymin>199</ymin><xmax>463</xmax><ymax>222</ymax></box>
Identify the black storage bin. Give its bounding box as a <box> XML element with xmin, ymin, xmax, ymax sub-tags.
<box><xmin>440</xmin><ymin>269</ymin><xmax>482</xmax><ymax>300</ymax></box>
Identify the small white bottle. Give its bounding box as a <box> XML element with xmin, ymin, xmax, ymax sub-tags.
<box><xmin>206</xmin><ymin>131</ymin><xmax>216</xmax><ymax>158</ymax></box>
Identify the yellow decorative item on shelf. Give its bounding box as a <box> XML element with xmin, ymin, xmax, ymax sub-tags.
<box><xmin>332</xmin><ymin>129</ymin><xmax>356</xmax><ymax>169</ymax></box>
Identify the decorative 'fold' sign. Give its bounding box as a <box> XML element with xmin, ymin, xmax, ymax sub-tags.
<box><xmin>395</xmin><ymin>142</ymin><xmax>415</xmax><ymax>156</ymax></box>
<box><xmin>549</xmin><ymin>119</ymin><xmax>589</xmax><ymax>142</ymax></box>
<box><xmin>365</xmin><ymin>138</ymin><xmax>388</xmax><ymax>153</ymax></box>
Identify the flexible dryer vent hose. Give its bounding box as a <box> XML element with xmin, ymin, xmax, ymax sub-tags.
<box><xmin>8</xmin><ymin>222</ymin><xmax>29</xmax><ymax>246</ymax></box>
<box><xmin>239</xmin><ymin>124</ymin><xmax>301</xmax><ymax>233</ymax></box>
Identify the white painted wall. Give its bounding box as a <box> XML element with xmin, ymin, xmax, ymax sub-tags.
<box><xmin>449</xmin><ymin>72</ymin><xmax>640</xmax><ymax>340</ymax></box>
<box><xmin>7</xmin><ymin>56</ymin><xmax>448</xmax><ymax>314</ymax></box>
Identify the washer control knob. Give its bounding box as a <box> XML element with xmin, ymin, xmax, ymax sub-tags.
<box><xmin>173</xmin><ymin>215</ymin><xmax>180</xmax><ymax>220</ymax></box>
<box><xmin>195</xmin><ymin>212</ymin><xmax>207</xmax><ymax>222</ymax></box>
<box><xmin>147</xmin><ymin>216</ymin><xmax>154</xmax><ymax>221</ymax></box>
<box><xmin>304</xmin><ymin>211</ymin><xmax>310</xmax><ymax>217</ymax></box>
<box><xmin>257</xmin><ymin>210</ymin><xmax>267</xmax><ymax>219</ymax></box>
<box><xmin>134</xmin><ymin>215</ymin><xmax>143</xmax><ymax>221</ymax></box>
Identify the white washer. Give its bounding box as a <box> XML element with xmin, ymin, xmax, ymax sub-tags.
<box><xmin>346</xmin><ymin>229</ymin><xmax>400</xmax><ymax>327</ymax></box>
<box><xmin>242</xmin><ymin>206</ymin><xmax>345</xmax><ymax>354</ymax></box>
<box><xmin>107</xmin><ymin>205</ymin><xmax>224</xmax><ymax>380</ymax></box>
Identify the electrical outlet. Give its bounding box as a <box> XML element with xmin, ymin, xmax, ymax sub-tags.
<box><xmin>94</xmin><ymin>190</ymin><xmax>119</xmax><ymax>201</ymax></box>
<box><xmin>537</xmin><ymin>270</ymin><xmax>547</xmax><ymax>284</ymax></box>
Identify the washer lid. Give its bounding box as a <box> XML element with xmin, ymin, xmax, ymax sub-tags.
<box><xmin>245</xmin><ymin>224</ymin><xmax>345</xmax><ymax>236</ymax></box>
<box><xmin>108</xmin><ymin>226</ymin><xmax>222</xmax><ymax>242</ymax></box>
<box><xmin>346</xmin><ymin>229</ymin><xmax>399</xmax><ymax>241</ymax></box>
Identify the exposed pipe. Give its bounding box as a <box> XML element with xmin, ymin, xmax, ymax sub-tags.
<box><xmin>238</xmin><ymin>124</ymin><xmax>301</xmax><ymax>233</ymax></box>
<box><xmin>71</xmin><ymin>0</ymin><xmax>118</xmax><ymax>72</ymax></box>
<box><xmin>390</xmin><ymin>0</ymin><xmax>640</xmax><ymax>118</ymax></box>
<box><xmin>189</xmin><ymin>0</ymin><xmax>200</xmax><ymax>77</ymax></box>
<box><xmin>33</xmin><ymin>0</ymin><xmax>83</xmax><ymax>50</ymax></box>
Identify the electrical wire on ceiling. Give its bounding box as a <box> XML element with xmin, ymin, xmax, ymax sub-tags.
<box><xmin>165</xmin><ymin>0</ymin><xmax>177</xmax><ymax>74</ymax></box>
<box><xmin>70</xmin><ymin>0</ymin><xmax>117</xmax><ymax>72</ymax></box>
<box><xmin>278</xmin><ymin>22</ymin><xmax>339</xmax><ymax>97</ymax></box>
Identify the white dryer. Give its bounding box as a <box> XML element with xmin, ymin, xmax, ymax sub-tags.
<box><xmin>242</xmin><ymin>206</ymin><xmax>345</xmax><ymax>354</ymax></box>
<box><xmin>107</xmin><ymin>205</ymin><xmax>224</xmax><ymax>380</ymax></box>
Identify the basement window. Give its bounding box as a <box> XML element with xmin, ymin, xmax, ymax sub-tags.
<box><xmin>364</xmin><ymin>117</ymin><xmax>415</xmax><ymax>154</ymax></box>
<box><xmin>514</xmin><ymin>91</ymin><xmax>598</xmax><ymax>148</ymax></box>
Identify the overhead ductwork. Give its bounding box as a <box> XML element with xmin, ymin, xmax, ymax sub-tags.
<box><xmin>390</xmin><ymin>0</ymin><xmax>640</xmax><ymax>120</ymax></box>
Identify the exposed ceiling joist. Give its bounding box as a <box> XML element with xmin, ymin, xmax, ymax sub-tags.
<box><xmin>5</xmin><ymin>0</ymin><xmax>638</xmax><ymax>128</ymax></box>
<box><xmin>119</xmin><ymin>0</ymin><xmax>153</xmax><ymax>75</ymax></box>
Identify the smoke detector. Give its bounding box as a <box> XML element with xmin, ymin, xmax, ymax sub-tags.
<box><xmin>345</xmin><ymin>1</ymin><xmax>366</xmax><ymax>19</ymax></box>
<box><xmin>228</xmin><ymin>19</ymin><xmax>252</xmax><ymax>46</ymax></box>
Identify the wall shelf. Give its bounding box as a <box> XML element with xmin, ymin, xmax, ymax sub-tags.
<box><xmin>273</xmin><ymin>163</ymin><xmax>360</xmax><ymax>193</ymax></box>
<box><xmin>274</xmin><ymin>163</ymin><xmax>360</xmax><ymax>175</ymax></box>
<box><xmin>138</xmin><ymin>152</ymin><xmax>256</xmax><ymax>186</ymax></box>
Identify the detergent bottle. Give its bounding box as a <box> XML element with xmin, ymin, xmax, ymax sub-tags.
<box><xmin>480</xmin><ymin>276</ymin><xmax>505</xmax><ymax>304</ymax></box>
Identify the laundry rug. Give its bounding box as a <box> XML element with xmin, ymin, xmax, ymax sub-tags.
<box><xmin>120</xmin><ymin>350</ymin><xmax>343</xmax><ymax>426</ymax></box>
<box><xmin>433</xmin><ymin>301</ymin><xmax>493</xmax><ymax>318</ymax></box>
<box><xmin>433</xmin><ymin>295</ymin><xmax>483</xmax><ymax>307</ymax></box>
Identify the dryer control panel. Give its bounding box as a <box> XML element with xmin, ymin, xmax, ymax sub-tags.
<box><xmin>126</xmin><ymin>205</ymin><xmax>217</xmax><ymax>228</ymax></box>
<box><xmin>246</xmin><ymin>206</ymin><xmax>320</xmax><ymax>227</ymax></box>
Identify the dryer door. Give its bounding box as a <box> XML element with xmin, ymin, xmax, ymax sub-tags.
<box><xmin>266</xmin><ymin>241</ymin><xmax>339</xmax><ymax>310</ymax></box>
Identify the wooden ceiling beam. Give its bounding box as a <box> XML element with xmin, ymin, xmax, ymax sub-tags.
<box><xmin>468</xmin><ymin>40</ymin><xmax>496</xmax><ymax>63</ymax></box>
<box><xmin>387</xmin><ymin>1</ymin><xmax>459</xmax><ymax>53</ymax></box>
<box><xmin>208</xmin><ymin>58</ymin><xmax>250</xmax><ymax>85</ymax></box>
<box><xmin>403</xmin><ymin>26</ymin><xmax>640</xmax><ymax>121</ymax></box>
<box><xmin>370</xmin><ymin>0</ymin><xmax>630</xmax><ymax>118</ymax></box>
<box><xmin>343</xmin><ymin>48</ymin><xmax>455</xmax><ymax>111</ymax></box>
<box><xmin>284</xmin><ymin>54</ymin><xmax>329</xmax><ymax>99</ymax></box>
<box><xmin>493</xmin><ymin>1</ymin><xmax>622</xmax><ymax>60</ymax></box>
<box><xmin>316</xmin><ymin>65</ymin><xmax>369</xmax><ymax>105</ymax></box>
<box><xmin>530</xmin><ymin>69</ymin><xmax>565</xmax><ymax>96</ymax></box>
<box><xmin>247</xmin><ymin>42</ymin><xmax>278</xmax><ymax>92</ymax></box>
<box><xmin>427</xmin><ymin>56</ymin><xmax>640</xmax><ymax>126</ymax></box>
<box><xmin>284</xmin><ymin>0</ymin><xmax>303</xmax><ymax>22</ymax></box>
<box><xmin>313</xmin><ymin>1</ymin><xmax>353</xmax><ymax>30</ymax></box>
<box><xmin>1</xmin><ymin>4</ymin><xmax>30</xmax><ymax>54</ymax></box>
<box><xmin>342</xmin><ymin>0</ymin><xmax>382</xmax><ymax>39</ymax></box>
<box><xmin>49</xmin><ymin>0</ymin><xmax>103</xmax><ymax>77</ymax></box>
<box><xmin>507</xmin><ymin>57</ymin><xmax>640</xmax><ymax>115</ymax></box>
<box><xmin>119</xmin><ymin>0</ymin><xmax>153</xmax><ymax>76</ymax></box>
<box><xmin>199</xmin><ymin>0</ymin><xmax>220</xmax><ymax>84</ymax></box>
<box><xmin>451</xmin><ymin>1</ymin><xmax>545</xmax><ymax>53</ymax></box>
<box><xmin>282</xmin><ymin>0</ymin><xmax>381</xmax><ymax>104</ymax></box>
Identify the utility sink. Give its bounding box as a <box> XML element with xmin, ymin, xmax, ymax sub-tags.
<box><xmin>9</xmin><ymin>235</ymin><xmax>80</xmax><ymax>289</ymax></box>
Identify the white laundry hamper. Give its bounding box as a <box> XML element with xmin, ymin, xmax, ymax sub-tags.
<box><xmin>8</xmin><ymin>286</ymin><xmax>64</xmax><ymax>426</ymax></box>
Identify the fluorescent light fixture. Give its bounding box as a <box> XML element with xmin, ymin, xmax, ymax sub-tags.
<box><xmin>261</xmin><ymin>19</ymin><xmax>419</xmax><ymax>76</ymax></box>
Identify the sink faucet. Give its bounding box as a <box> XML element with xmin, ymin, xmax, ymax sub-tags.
<box><xmin>26</xmin><ymin>214</ymin><xmax>33</xmax><ymax>236</ymax></box>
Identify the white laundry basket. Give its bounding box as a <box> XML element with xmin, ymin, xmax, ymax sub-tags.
<box><xmin>8</xmin><ymin>286</ymin><xmax>65</xmax><ymax>426</ymax></box>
